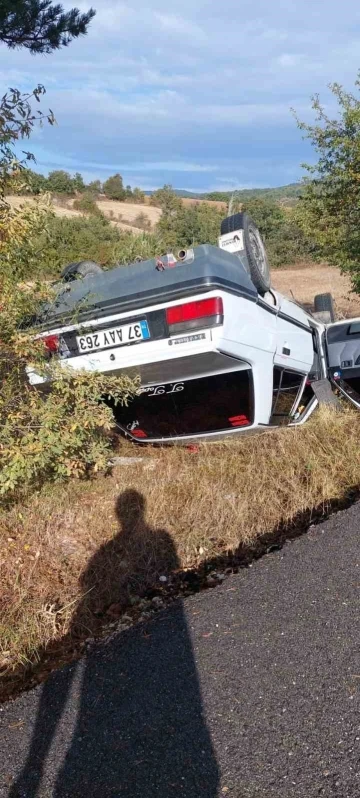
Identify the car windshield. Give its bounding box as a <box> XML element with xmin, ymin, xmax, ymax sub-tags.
<box><xmin>112</xmin><ymin>369</ymin><xmax>254</xmax><ymax>440</ymax></box>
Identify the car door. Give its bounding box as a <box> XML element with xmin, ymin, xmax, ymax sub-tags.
<box><xmin>275</xmin><ymin>295</ymin><xmax>315</xmax><ymax>374</ymax></box>
<box><xmin>325</xmin><ymin>319</ymin><xmax>360</xmax><ymax>408</ymax></box>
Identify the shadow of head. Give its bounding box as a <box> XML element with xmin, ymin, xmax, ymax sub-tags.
<box><xmin>115</xmin><ymin>488</ymin><xmax>146</xmax><ymax>537</ymax></box>
<box><xmin>72</xmin><ymin>490</ymin><xmax>179</xmax><ymax>635</ymax></box>
<box><xmin>114</xmin><ymin>488</ymin><xmax>179</xmax><ymax>582</ymax></box>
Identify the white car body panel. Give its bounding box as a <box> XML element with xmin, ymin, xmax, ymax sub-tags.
<box><xmin>28</xmin><ymin>284</ymin><xmax>326</xmax><ymax>443</ymax></box>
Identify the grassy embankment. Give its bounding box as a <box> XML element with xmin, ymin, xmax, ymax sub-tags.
<box><xmin>1</xmin><ymin>406</ymin><xmax>359</xmax><ymax>699</ymax></box>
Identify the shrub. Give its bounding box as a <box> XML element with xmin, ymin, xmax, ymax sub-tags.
<box><xmin>150</xmin><ymin>184</ymin><xmax>182</xmax><ymax>212</ymax></box>
<box><xmin>31</xmin><ymin>214</ymin><xmax>123</xmax><ymax>274</ymax></box>
<box><xmin>73</xmin><ymin>192</ymin><xmax>103</xmax><ymax>216</ymax></box>
<box><xmin>47</xmin><ymin>170</ymin><xmax>74</xmax><ymax>195</ymax></box>
<box><xmin>103</xmin><ymin>173</ymin><xmax>126</xmax><ymax>201</ymax></box>
<box><xmin>0</xmin><ymin>195</ymin><xmax>54</xmax><ymax>281</ymax></box>
<box><xmin>87</xmin><ymin>180</ymin><xmax>102</xmax><ymax>196</ymax></box>
<box><xmin>294</xmin><ymin>75</ymin><xmax>360</xmax><ymax>291</ymax></box>
<box><xmin>132</xmin><ymin>187</ymin><xmax>146</xmax><ymax>204</ymax></box>
<box><xmin>133</xmin><ymin>212</ymin><xmax>151</xmax><ymax>230</ymax></box>
<box><xmin>0</xmin><ymin>282</ymin><xmax>139</xmax><ymax>500</ymax></box>
<box><xmin>156</xmin><ymin>201</ymin><xmax>223</xmax><ymax>250</ymax></box>
<box><xmin>242</xmin><ymin>198</ymin><xmax>317</xmax><ymax>268</ymax></box>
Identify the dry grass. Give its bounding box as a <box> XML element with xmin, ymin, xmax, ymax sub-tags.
<box><xmin>180</xmin><ymin>197</ymin><xmax>227</xmax><ymax>210</ymax></box>
<box><xmin>272</xmin><ymin>263</ymin><xmax>360</xmax><ymax>319</ymax></box>
<box><xmin>1</xmin><ymin>407</ymin><xmax>360</xmax><ymax>696</ymax></box>
<box><xmin>6</xmin><ymin>196</ymin><xmax>150</xmax><ymax>234</ymax></box>
<box><xmin>7</xmin><ymin>194</ymin><xmax>226</xmax><ymax>232</ymax></box>
<box><xmin>95</xmin><ymin>198</ymin><xmax>161</xmax><ymax>228</ymax></box>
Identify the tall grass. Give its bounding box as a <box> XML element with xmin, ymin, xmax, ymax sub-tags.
<box><xmin>1</xmin><ymin>407</ymin><xmax>359</xmax><ymax>696</ymax></box>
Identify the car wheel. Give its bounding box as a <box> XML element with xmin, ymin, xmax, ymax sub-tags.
<box><xmin>220</xmin><ymin>212</ymin><xmax>271</xmax><ymax>295</ymax></box>
<box><xmin>61</xmin><ymin>260</ymin><xmax>103</xmax><ymax>282</ymax></box>
<box><xmin>314</xmin><ymin>293</ymin><xmax>335</xmax><ymax>322</ymax></box>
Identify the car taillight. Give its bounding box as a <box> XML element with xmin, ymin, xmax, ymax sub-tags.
<box><xmin>43</xmin><ymin>334</ymin><xmax>59</xmax><ymax>354</ymax></box>
<box><xmin>166</xmin><ymin>297</ymin><xmax>223</xmax><ymax>333</ymax></box>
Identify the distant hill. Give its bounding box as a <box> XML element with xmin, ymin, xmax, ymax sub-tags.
<box><xmin>143</xmin><ymin>189</ymin><xmax>201</xmax><ymax>198</ymax></box>
<box><xmin>146</xmin><ymin>184</ymin><xmax>303</xmax><ymax>205</ymax></box>
<box><xmin>203</xmin><ymin>184</ymin><xmax>302</xmax><ymax>204</ymax></box>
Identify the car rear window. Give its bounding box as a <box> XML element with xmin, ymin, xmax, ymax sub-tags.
<box><xmin>112</xmin><ymin>369</ymin><xmax>254</xmax><ymax>440</ymax></box>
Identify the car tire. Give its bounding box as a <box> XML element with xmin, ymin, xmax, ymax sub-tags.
<box><xmin>220</xmin><ymin>212</ymin><xmax>271</xmax><ymax>295</ymax></box>
<box><xmin>61</xmin><ymin>260</ymin><xmax>103</xmax><ymax>282</ymax></box>
<box><xmin>314</xmin><ymin>293</ymin><xmax>335</xmax><ymax>322</ymax></box>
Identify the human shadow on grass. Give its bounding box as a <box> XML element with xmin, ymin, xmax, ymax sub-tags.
<box><xmin>9</xmin><ymin>489</ymin><xmax>219</xmax><ymax>798</ymax></box>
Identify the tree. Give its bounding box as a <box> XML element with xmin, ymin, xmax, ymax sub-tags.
<box><xmin>156</xmin><ymin>201</ymin><xmax>223</xmax><ymax>250</ymax></box>
<box><xmin>73</xmin><ymin>191</ymin><xmax>102</xmax><ymax>216</ymax></box>
<box><xmin>242</xmin><ymin>197</ymin><xmax>285</xmax><ymax>240</ymax></box>
<box><xmin>0</xmin><ymin>1</ymin><xmax>141</xmax><ymax>503</ymax></box>
<box><xmin>125</xmin><ymin>184</ymin><xmax>133</xmax><ymax>201</ymax></box>
<box><xmin>150</xmin><ymin>184</ymin><xmax>181</xmax><ymax>213</ymax></box>
<box><xmin>103</xmin><ymin>173</ymin><xmax>126</xmax><ymax>201</ymax></box>
<box><xmin>132</xmin><ymin>186</ymin><xmax>146</xmax><ymax>204</ymax></box>
<box><xmin>27</xmin><ymin>168</ymin><xmax>48</xmax><ymax>193</ymax></box>
<box><xmin>72</xmin><ymin>171</ymin><xmax>85</xmax><ymax>193</ymax></box>
<box><xmin>87</xmin><ymin>179</ymin><xmax>102</xmax><ymax>195</ymax></box>
<box><xmin>0</xmin><ymin>86</ymin><xmax>55</xmax><ymax>201</ymax></box>
<box><xmin>47</xmin><ymin>169</ymin><xmax>73</xmax><ymax>194</ymax></box>
<box><xmin>0</xmin><ymin>1</ymin><xmax>95</xmax><ymax>54</ymax></box>
<box><xmin>242</xmin><ymin>197</ymin><xmax>315</xmax><ymax>268</ymax></box>
<box><xmin>294</xmin><ymin>75</ymin><xmax>360</xmax><ymax>291</ymax></box>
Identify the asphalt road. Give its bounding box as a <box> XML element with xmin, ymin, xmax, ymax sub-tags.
<box><xmin>1</xmin><ymin>503</ymin><xmax>360</xmax><ymax>798</ymax></box>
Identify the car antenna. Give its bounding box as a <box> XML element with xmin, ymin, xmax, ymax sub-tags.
<box><xmin>228</xmin><ymin>189</ymin><xmax>242</xmax><ymax>216</ymax></box>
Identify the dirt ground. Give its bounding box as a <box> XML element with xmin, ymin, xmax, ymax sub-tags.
<box><xmin>180</xmin><ymin>197</ymin><xmax>227</xmax><ymax>210</ymax></box>
<box><xmin>95</xmin><ymin>198</ymin><xmax>161</xmax><ymax>227</ymax></box>
<box><xmin>272</xmin><ymin>263</ymin><xmax>360</xmax><ymax>319</ymax></box>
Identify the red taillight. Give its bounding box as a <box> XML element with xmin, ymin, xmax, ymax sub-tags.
<box><xmin>166</xmin><ymin>297</ymin><xmax>223</xmax><ymax>327</ymax></box>
<box><xmin>131</xmin><ymin>429</ymin><xmax>147</xmax><ymax>438</ymax></box>
<box><xmin>229</xmin><ymin>414</ymin><xmax>249</xmax><ymax>427</ymax></box>
<box><xmin>43</xmin><ymin>334</ymin><xmax>59</xmax><ymax>354</ymax></box>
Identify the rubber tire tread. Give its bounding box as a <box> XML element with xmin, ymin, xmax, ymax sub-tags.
<box><xmin>314</xmin><ymin>293</ymin><xmax>335</xmax><ymax>322</ymax></box>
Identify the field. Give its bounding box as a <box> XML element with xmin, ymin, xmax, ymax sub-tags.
<box><xmin>6</xmin><ymin>195</ymin><xmax>159</xmax><ymax>233</ymax></box>
<box><xmin>7</xmin><ymin>194</ymin><xmax>224</xmax><ymax>232</ymax></box>
<box><xmin>180</xmin><ymin>196</ymin><xmax>227</xmax><ymax>210</ymax></box>
<box><xmin>273</xmin><ymin>263</ymin><xmax>360</xmax><ymax>319</ymax></box>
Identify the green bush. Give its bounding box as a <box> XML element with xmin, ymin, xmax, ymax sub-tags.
<box><xmin>150</xmin><ymin>184</ymin><xmax>182</xmax><ymax>212</ymax></box>
<box><xmin>294</xmin><ymin>75</ymin><xmax>360</xmax><ymax>291</ymax></box>
<box><xmin>0</xmin><ymin>281</ymin><xmax>139</xmax><ymax>501</ymax></box>
<box><xmin>156</xmin><ymin>201</ymin><xmax>223</xmax><ymax>250</ymax></box>
<box><xmin>47</xmin><ymin>170</ymin><xmax>74</xmax><ymax>195</ymax></box>
<box><xmin>73</xmin><ymin>192</ymin><xmax>103</xmax><ymax>216</ymax></box>
<box><xmin>103</xmin><ymin>173</ymin><xmax>126</xmax><ymax>201</ymax></box>
<box><xmin>32</xmin><ymin>214</ymin><xmax>123</xmax><ymax>274</ymax></box>
<box><xmin>131</xmin><ymin>187</ymin><xmax>146</xmax><ymax>204</ymax></box>
<box><xmin>133</xmin><ymin>212</ymin><xmax>151</xmax><ymax>230</ymax></box>
<box><xmin>242</xmin><ymin>198</ymin><xmax>316</xmax><ymax>268</ymax></box>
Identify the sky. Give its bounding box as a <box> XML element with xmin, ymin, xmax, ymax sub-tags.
<box><xmin>1</xmin><ymin>0</ymin><xmax>360</xmax><ymax>191</ymax></box>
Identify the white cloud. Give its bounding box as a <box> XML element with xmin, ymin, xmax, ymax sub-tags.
<box><xmin>1</xmin><ymin>0</ymin><xmax>359</xmax><ymax>189</ymax></box>
<box><xmin>154</xmin><ymin>12</ymin><xmax>207</xmax><ymax>43</ymax></box>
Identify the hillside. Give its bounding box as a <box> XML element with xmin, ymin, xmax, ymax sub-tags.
<box><xmin>7</xmin><ymin>195</ymin><xmax>162</xmax><ymax>233</ymax></box>
<box><xmin>146</xmin><ymin>183</ymin><xmax>303</xmax><ymax>205</ymax></box>
<box><xmin>203</xmin><ymin>183</ymin><xmax>302</xmax><ymax>205</ymax></box>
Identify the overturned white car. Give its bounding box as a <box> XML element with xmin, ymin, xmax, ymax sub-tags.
<box><xmin>27</xmin><ymin>213</ymin><xmax>360</xmax><ymax>443</ymax></box>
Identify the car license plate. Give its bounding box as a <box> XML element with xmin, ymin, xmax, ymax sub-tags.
<box><xmin>76</xmin><ymin>320</ymin><xmax>150</xmax><ymax>353</ymax></box>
